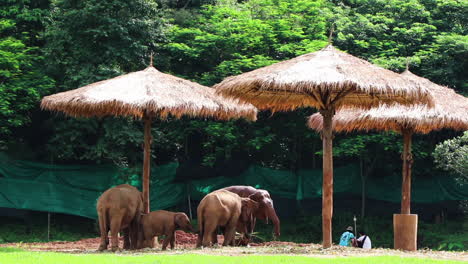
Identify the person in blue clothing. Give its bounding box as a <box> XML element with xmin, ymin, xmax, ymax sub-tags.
<box><xmin>339</xmin><ymin>226</ymin><xmax>355</xmax><ymax>246</ymax></box>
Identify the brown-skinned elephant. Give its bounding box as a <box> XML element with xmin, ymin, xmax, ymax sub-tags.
<box><xmin>196</xmin><ymin>190</ymin><xmax>258</xmax><ymax>247</ymax></box>
<box><xmin>96</xmin><ymin>184</ymin><xmax>143</xmax><ymax>251</ymax></box>
<box><xmin>138</xmin><ymin>210</ymin><xmax>193</xmax><ymax>250</ymax></box>
<box><xmin>221</xmin><ymin>185</ymin><xmax>280</xmax><ymax>244</ymax></box>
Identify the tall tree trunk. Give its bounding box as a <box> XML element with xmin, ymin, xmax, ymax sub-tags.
<box><xmin>401</xmin><ymin>129</ymin><xmax>413</xmax><ymax>215</ymax></box>
<box><xmin>142</xmin><ymin>115</ymin><xmax>152</xmax><ymax>214</ymax></box>
<box><xmin>320</xmin><ymin>109</ymin><xmax>334</xmax><ymax>249</ymax></box>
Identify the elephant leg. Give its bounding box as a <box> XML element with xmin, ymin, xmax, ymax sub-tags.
<box><xmin>242</xmin><ymin>217</ymin><xmax>256</xmax><ymax>245</ymax></box>
<box><xmin>98</xmin><ymin>228</ymin><xmax>109</xmax><ymax>251</ymax></box>
<box><xmin>222</xmin><ymin>220</ymin><xmax>237</xmax><ymax>247</ymax></box>
<box><xmin>153</xmin><ymin>236</ymin><xmax>159</xmax><ymax>248</ymax></box>
<box><xmin>211</xmin><ymin>230</ymin><xmax>218</xmax><ymax>246</ymax></box>
<box><xmin>202</xmin><ymin>221</ymin><xmax>216</xmax><ymax>247</ymax></box>
<box><xmin>242</xmin><ymin>221</ymin><xmax>251</xmax><ymax>245</ymax></box>
<box><xmin>110</xmin><ymin>217</ymin><xmax>122</xmax><ymax>252</ymax></box>
<box><xmin>123</xmin><ymin>228</ymin><xmax>131</xmax><ymax>250</ymax></box>
<box><xmin>97</xmin><ymin>211</ymin><xmax>109</xmax><ymax>251</ymax></box>
<box><xmin>196</xmin><ymin>232</ymin><xmax>203</xmax><ymax>248</ymax></box>
<box><xmin>221</xmin><ymin>227</ymin><xmax>229</xmax><ymax>245</ymax></box>
<box><xmin>129</xmin><ymin>222</ymin><xmax>139</xmax><ymax>249</ymax></box>
<box><xmin>161</xmin><ymin>236</ymin><xmax>170</xmax><ymax>250</ymax></box>
<box><xmin>170</xmin><ymin>232</ymin><xmax>175</xmax><ymax>249</ymax></box>
<box><xmin>236</xmin><ymin>221</ymin><xmax>247</xmax><ymax>246</ymax></box>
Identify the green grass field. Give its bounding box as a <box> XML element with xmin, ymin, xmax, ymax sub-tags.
<box><xmin>0</xmin><ymin>248</ymin><xmax>466</xmax><ymax>264</ymax></box>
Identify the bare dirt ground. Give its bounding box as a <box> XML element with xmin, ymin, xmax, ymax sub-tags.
<box><xmin>1</xmin><ymin>231</ymin><xmax>466</xmax><ymax>262</ymax></box>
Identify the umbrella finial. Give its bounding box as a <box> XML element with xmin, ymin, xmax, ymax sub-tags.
<box><xmin>328</xmin><ymin>23</ymin><xmax>335</xmax><ymax>45</ymax></box>
<box><xmin>405</xmin><ymin>57</ymin><xmax>410</xmax><ymax>71</ymax></box>
<box><xmin>150</xmin><ymin>51</ymin><xmax>154</xmax><ymax>67</ymax></box>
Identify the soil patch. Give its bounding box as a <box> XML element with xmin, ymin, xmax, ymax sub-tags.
<box><xmin>1</xmin><ymin>231</ymin><xmax>466</xmax><ymax>261</ymax></box>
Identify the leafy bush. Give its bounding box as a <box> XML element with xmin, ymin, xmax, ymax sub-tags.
<box><xmin>433</xmin><ymin>131</ymin><xmax>468</xmax><ymax>184</ymax></box>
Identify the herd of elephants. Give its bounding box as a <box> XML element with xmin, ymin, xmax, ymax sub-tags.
<box><xmin>96</xmin><ymin>184</ymin><xmax>281</xmax><ymax>251</ymax></box>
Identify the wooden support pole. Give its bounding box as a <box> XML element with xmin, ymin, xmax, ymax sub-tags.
<box><xmin>394</xmin><ymin>129</ymin><xmax>418</xmax><ymax>251</ymax></box>
<box><xmin>401</xmin><ymin>130</ymin><xmax>413</xmax><ymax>215</ymax></box>
<box><xmin>394</xmin><ymin>214</ymin><xmax>418</xmax><ymax>250</ymax></box>
<box><xmin>320</xmin><ymin>109</ymin><xmax>334</xmax><ymax>249</ymax></box>
<box><xmin>143</xmin><ymin>115</ymin><xmax>153</xmax><ymax>214</ymax></box>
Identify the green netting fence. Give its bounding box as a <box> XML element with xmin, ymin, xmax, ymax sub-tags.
<box><xmin>0</xmin><ymin>153</ymin><xmax>466</xmax><ymax>219</ymax></box>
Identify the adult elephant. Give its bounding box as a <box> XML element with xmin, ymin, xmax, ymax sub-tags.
<box><xmin>96</xmin><ymin>184</ymin><xmax>143</xmax><ymax>251</ymax></box>
<box><xmin>196</xmin><ymin>190</ymin><xmax>258</xmax><ymax>247</ymax></box>
<box><xmin>221</xmin><ymin>185</ymin><xmax>280</xmax><ymax>243</ymax></box>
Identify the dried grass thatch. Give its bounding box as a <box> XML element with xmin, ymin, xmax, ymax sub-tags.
<box><xmin>215</xmin><ymin>45</ymin><xmax>431</xmax><ymax>111</ymax></box>
<box><xmin>308</xmin><ymin>70</ymin><xmax>468</xmax><ymax>134</ymax></box>
<box><xmin>41</xmin><ymin>66</ymin><xmax>257</xmax><ymax>121</ymax></box>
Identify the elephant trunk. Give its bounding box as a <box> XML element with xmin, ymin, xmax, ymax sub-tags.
<box><xmin>266</xmin><ymin>205</ymin><xmax>280</xmax><ymax>237</ymax></box>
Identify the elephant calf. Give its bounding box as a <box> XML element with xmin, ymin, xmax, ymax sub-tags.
<box><xmin>139</xmin><ymin>210</ymin><xmax>193</xmax><ymax>250</ymax></box>
<box><xmin>96</xmin><ymin>184</ymin><xmax>143</xmax><ymax>251</ymax></box>
<box><xmin>196</xmin><ymin>190</ymin><xmax>258</xmax><ymax>247</ymax></box>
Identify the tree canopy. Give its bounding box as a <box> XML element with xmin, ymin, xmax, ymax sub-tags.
<box><xmin>0</xmin><ymin>0</ymin><xmax>466</xmax><ymax>184</ymax></box>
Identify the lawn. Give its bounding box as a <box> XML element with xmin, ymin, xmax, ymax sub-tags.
<box><xmin>0</xmin><ymin>248</ymin><xmax>466</xmax><ymax>264</ymax></box>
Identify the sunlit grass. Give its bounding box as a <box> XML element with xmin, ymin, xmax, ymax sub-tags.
<box><xmin>0</xmin><ymin>248</ymin><xmax>465</xmax><ymax>264</ymax></box>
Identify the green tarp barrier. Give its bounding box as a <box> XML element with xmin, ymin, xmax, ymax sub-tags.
<box><xmin>0</xmin><ymin>153</ymin><xmax>116</xmax><ymax>219</ymax></box>
<box><xmin>0</xmin><ymin>153</ymin><xmax>466</xmax><ymax>219</ymax></box>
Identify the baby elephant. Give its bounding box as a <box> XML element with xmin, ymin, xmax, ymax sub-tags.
<box><xmin>139</xmin><ymin>210</ymin><xmax>193</xmax><ymax>250</ymax></box>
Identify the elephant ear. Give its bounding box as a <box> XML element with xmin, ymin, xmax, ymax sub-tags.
<box><xmin>241</xmin><ymin>198</ymin><xmax>259</xmax><ymax>223</ymax></box>
<box><xmin>249</xmin><ymin>199</ymin><xmax>259</xmax><ymax>211</ymax></box>
<box><xmin>248</xmin><ymin>191</ymin><xmax>264</xmax><ymax>202</ymax></box>
<box><xmin>174</xmin><ymin>213</ymin><xmax>184</xmax><ymax>228</ymax></box>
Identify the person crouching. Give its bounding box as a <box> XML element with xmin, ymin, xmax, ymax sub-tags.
<box><xmin>339</xmin><ymin>226</ymin><xmax>355</xmax><ymax>246</ymax></box>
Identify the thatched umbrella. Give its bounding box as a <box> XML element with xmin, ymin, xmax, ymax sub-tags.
<box><xmin>308</xmin><ymin>69</ymin><xmax>468</xmax><ymax>249</ymax></box>
<box><xmin>41</xmin><ymin>65</ymin><xmax>257</xmax><ymax>214</ymax></box>
<box><xmin>214</xmin><ymin>45</ymin><xmax>431</xmax><ymax>248</ymax></box>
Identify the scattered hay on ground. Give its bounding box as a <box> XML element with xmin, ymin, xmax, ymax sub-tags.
<box><xmin>0</xmin><ymin>231</ymin><xmax>466</xmax><ymax>261</ymax></box>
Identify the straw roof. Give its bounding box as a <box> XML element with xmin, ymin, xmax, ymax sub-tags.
<box><xmin>214</xmin><ymin>45</ymin><xmax>431</xmax><ymax>111</ymax></box>
<box><xmin>41</xmin><ymin>66</ymin><xmax>257</xmax><ymax>121</ymax></box>
<box><xmin>308</xmin><ymin>70</ymin><xmax>468</xmax><ymax>134</ymax></box>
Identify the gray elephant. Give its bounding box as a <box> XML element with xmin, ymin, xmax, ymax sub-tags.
<box><xmin>139</xmin><ymin>210</ymin><xmax>193</xmax><ymax>250</ymax></box>
<box><xmin>222</xmin><ymin>185</ymin><xmax>280</xmax><ymax>244</ymax></box>
<box><xmin>96</xmin><ymin>184</ymin><xmax>143</xmax><ymax>251</ymax></box>
<box><xmin>196</xmin><ymin>190</ymin><xmax>258</xmax><ymax>247</ymax></box>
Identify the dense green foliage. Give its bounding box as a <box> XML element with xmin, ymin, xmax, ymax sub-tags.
<box><xmin>41</xmin><ymin>0</ymin><xmax>166</xmax><ymax>164</ymax></box>
<box><xmin>0</xmin><ymin>0</ymin><xmax>466</xmax><ymax>220</ymax></box>
<box><xmin>160</xmin><ymin>0</ymin><xmax>328</xmax><ymax>84</ymax></box>
<box><xmin>433</xmin><ymin>131</ymin><xmax>468</xmax><ymax>184</ymax></box>
<box><xmin>44</xmin><ymin>0</ymin><xmax>164</xmax><ymax>89</ymax></box>
<box><xmin>0</xmin><ymin>0</ymin><xmax>54</xmax><ymax>149</ymax></box>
